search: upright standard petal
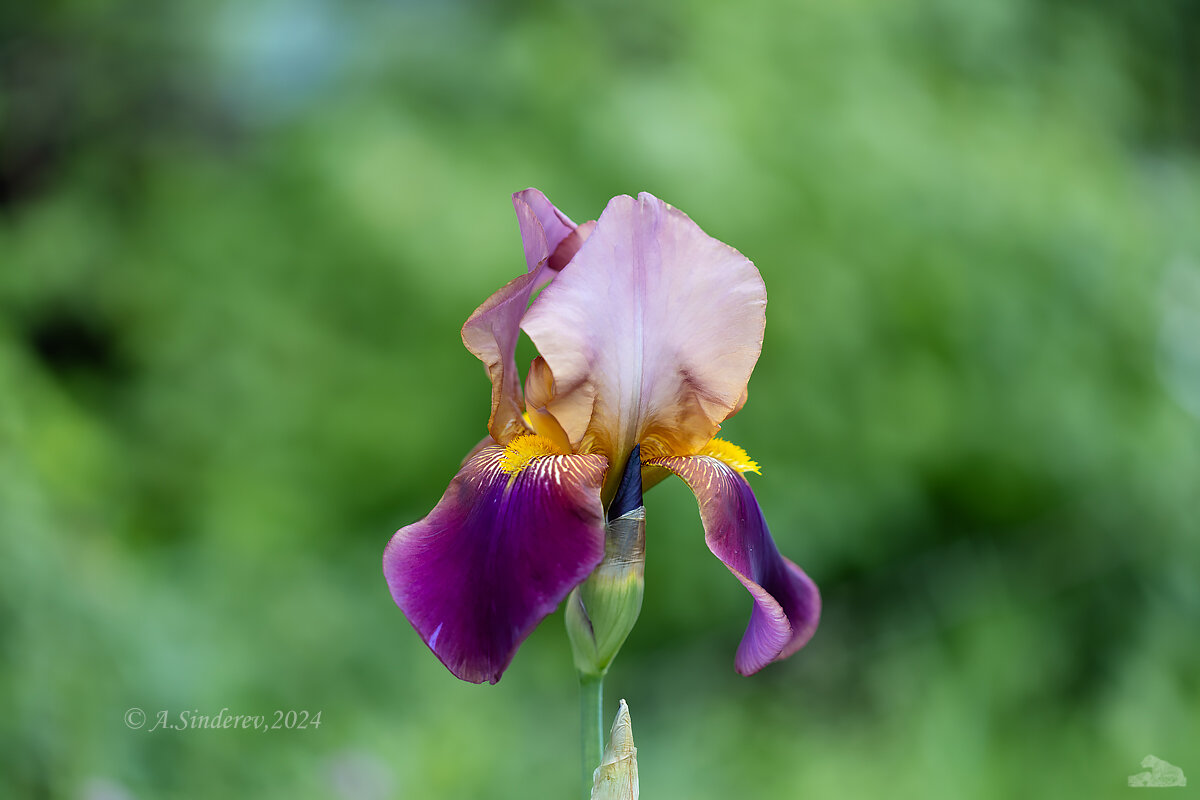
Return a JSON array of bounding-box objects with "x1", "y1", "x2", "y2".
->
[
  {"x1": 513, "y1": 187, "x2": 587, "y2": 275},
  {"x1": 647, "y1": 454, "x2": 820, "y2": 675},
  {"x1": 521, "y1": 193, "x2": 766, "y2": 479},
  {"x1": 460, "y1": 190, "x2": 582, "y2": 443},
  {"x1": 384, "y1": 442, "x2": 608, "y2": 683}
]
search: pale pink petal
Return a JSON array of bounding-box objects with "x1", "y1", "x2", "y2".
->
[
  {"x1": 549, "y1": 219, "x2": 596, "y2": 273},
  {"x1": 460, "y1": 270, "x2": 543, "y2": 443},
  {"x1": 728, "y1": 386, "x2": 750, "y2": 419},
  {"x1": 460, "y1": 190, "x2": 583, "y2": 443},
  {"x1": 520, "y1": 193, "x2": 766, "y2": 479}
]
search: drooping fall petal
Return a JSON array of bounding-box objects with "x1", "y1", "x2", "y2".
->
[
  {"x1": 460, "y1": 189, "x2": 584, "y2": 444},
  {"x1": 648, "y1": 454, "x2": 820, "y2": 675},
  {"x1": 383, "y1": 443, "x2": 608, "y2": 684},
  {"x1": 521, "y1": 193, "x2": 766, "y2": 485}
]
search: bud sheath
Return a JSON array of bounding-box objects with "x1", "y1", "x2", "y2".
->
[{"x1": 566, "y1": 446, "x2": 646, "y2": 678}]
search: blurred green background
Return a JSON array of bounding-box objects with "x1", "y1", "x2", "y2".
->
[{"x1": 3, "y1": 1, "x2": 1199, "y2": 798}]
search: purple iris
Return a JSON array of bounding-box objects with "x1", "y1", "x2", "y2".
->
[{"x1": 383, "y1": 190, "x2": 820, "y2": 684}]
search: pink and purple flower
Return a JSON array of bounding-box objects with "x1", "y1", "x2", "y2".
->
[{"x1": 383, "y1": 189, "x2": 820, "y2": 684}]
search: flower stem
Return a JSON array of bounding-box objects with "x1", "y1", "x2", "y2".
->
[{"x1": 579, "y1": 672, "x2": 605, "y2": 798}]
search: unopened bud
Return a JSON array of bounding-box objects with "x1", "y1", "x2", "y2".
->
[{"x1": 566, "y1": 446, "x2": 646, "y2": 678}]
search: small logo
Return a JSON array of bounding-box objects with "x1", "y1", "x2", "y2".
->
[{"x1": 1129, "y1": 755, "x2": 1187, "y2": 788}]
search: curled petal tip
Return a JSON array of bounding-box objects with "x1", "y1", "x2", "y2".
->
[
  {"x1": 513, "y1": 188, "x2": 578, "y2": 273},
  {"x1": 777, "y1": 559, "x2": 821, "y2": 659},
  {"x1": 647, "y1": 453, "x2": 820, "y2": 675}
]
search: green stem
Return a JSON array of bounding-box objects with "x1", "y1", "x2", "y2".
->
[{"x1": 579, "y1": 672, "x2": 605, "y2": 798}]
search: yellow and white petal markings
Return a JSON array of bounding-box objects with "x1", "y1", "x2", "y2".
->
[
  {"x1": 698, "y1": 437, "x2": 761, "y2": 475},
  {"x1": 498, "y1": 433, "x2": 567, "y2": 476},
  {"x1": 383, "y1": 442, "x2": 609, "y2": 684},
  {"x1": 591, "y1": 699, "x2": 638, "y2": 800}
]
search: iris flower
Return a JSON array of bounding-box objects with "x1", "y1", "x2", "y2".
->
[{"x1": 383, "y1": 189, "x2": 820, "y2": 684}]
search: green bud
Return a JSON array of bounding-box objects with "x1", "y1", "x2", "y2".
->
[{"x1": 565, "y1": 506, "x2": 646, "y2": 678}]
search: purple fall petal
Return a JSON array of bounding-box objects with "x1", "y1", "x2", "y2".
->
[
  {"x1": 384, "y1": 445, "x2": 608, "y2": 684},
  {"x1": 648, "y1": 455, "x2": 820, "y2": 675}
]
